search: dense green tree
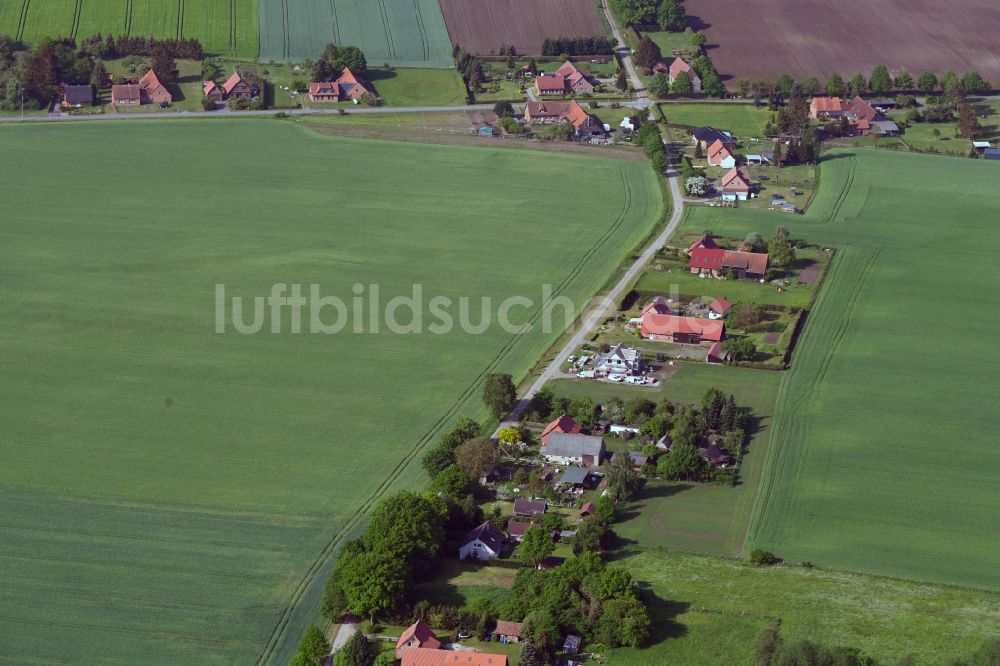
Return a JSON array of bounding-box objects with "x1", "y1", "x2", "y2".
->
[
  {"x1": 657, "y1": 442, "x2": 704, "y2": 480},
  {"x1": 606, "y1": 454, "x2": 643, "y2": 502},
  {"x1": 337, "y1": 547, "x2": 408, "y2": 620},
  {"x1": 519, "y1": 641, "x2": 543, "y2": 666},
  {"x1": 573, "y1": 515, "x2": 607, "y2": 555},
  {"x1": 25, "y1": 42, "x2": 59, "y2": 105},
  {"x1": 625, "y1": 397, "x2": 656, "y2": 423},
  {"x1": 941, "y1": 70, "x2": 960, "y2": 94},
  {"x1": 525, "y1": 386, "x2": 555, "y2": 421},
  {"x1": 433, "y1": 464, "x2": 475, "y2": 498},
  {"x1": 519, "y1": 527, "x2": 555, "y2": 566},
  {"x1": 917, "y1": 71, "x2": 938, "y2": 93},
  {"x1": 825, "y1": 73, "x2": 845, "y2": 97},
  {"x1": 312, "y1": 58, "x2": 335, "y2": 82},
  {"x1": 294, "y1": 624, "x2": 331, "y2": 666},
  {"x1": 372, "y1": 653, "x2": 395, "y2": 666},
  {"x1": 609, "y1": 0, "x2": 659, "y2": 26},
  {"x1": 616, "y1": 68, "x2": 628, "y2": 91},
  {"x1": 422, "y1": 445, "x2": 456, "y2": 477},
  {"x1": 604, "y1": 396, "x2": 626, "y2": 423},
  {"x1": 483, "y1": 373, "x2": 516, "y2": 420},
  {"x1": 799, "y1": 76, "x2": 821, "y2": 96},
  {"x1": 768, "y1": 231, "x2": 795, "y2": 268},
  {"x1": 364, "y1": 491, "x2": 446, "y2": 573},
  {"x1": 776, "y1": 74, "x2": 794, "y2": 97},
  {"x1": 869, "y1": 64, "x2": 892, "y2": 94},
  {"x1": 321, "y1": 43, "x2": 368, "y2": 74},
  {"x1": 593, "y1": 597, "x2": 651, "y2": 647},
  {"x1": 649, "y1": 72, "x2": 670, "y2": 98},
  {"x1": 493, "y1": 101, "x2": 515, "y2": 117},
  {"x1": 701, "y1": 69, "x2": 724, "y2": 97},
  {"x1": 702, "y1": 388, "x2": 726, "y2": 430},
  {"x1": 569, "y1": 396, "x2": 597, "y2": 430},
  {"x1": 725, "y1": 337, "x2": 757, "y2": 362},
  {"x1": 633, "y1": 36, "x2": 662, "y2": 71},
  {"x1": 334, "y1": 630, "x2": 376, "y2": 666},
  {"x1": 455, "y1": 436, "x2": 499, "y2": 479},
  {"x1": 848, "y1": 72, "x2": 867, "y2": 97},
  {"x1": 90, "y1": 59, "x2": 108, "y2": 89},
  {"x1": 744, "y1": 231, "x2": 766, "y2": 253},
  {"x1": 689, "y1": 31, "x2": 706, "y2": 48},
  {"x1": 149, "y1": 45, "x2": 177, "y2": 83},
  {"x1": 894, "y1": 71, "x2": 913, "y2": 90},
  {"x1": 962, "y1": 71, "x2": 989, "y2": 94},
  {"x1": 720, "y1": 394, "x2": 740, "y2": 433},
  {"x1": 958, "y1": 102, "x2": 983, "y2": 139},
  {"x1": 657, "y1": 0, "x2": 687, "y2": 31}
]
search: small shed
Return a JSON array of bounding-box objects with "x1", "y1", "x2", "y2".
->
[
  {"x1": 557, "y1": 466, "x2": 591, "y2": 488},
  {"x1": 579, "y1": 502, "x2": 597, "y2": 518},
  {"x1": 563, "y1": 634, "x2": 583, "y2": 655},
  {"x1": 493, "y1": 620, "x2": 524, "y2": 644}
]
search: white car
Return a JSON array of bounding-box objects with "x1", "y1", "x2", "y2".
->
[
  {"x1": 578, "y1": 370, "x2": 596, "y2": 379},
  {"x1": 625, "y1": 376, "x2": 645, "y2": 385},
  {"x1": 568, "y1": 355, "x2": 577, "y2": 363},
  {"x1": 607, "y1": 374, "x2": 625, "y2": 382}
]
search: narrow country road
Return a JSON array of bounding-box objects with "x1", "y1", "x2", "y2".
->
[
  {"x1": 329, "y1": 622, "x2": 357, "y2": 654},
  {"x1": 600, "y1": 0, "x2": 649, "y2": 103}
]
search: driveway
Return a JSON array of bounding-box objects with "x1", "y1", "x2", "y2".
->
[{"x1": 330, "y1": 622, "x2": 357, "y2": 654}]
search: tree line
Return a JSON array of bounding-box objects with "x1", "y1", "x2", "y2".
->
[
  {"x1": 540, "y1": 36, "x2": 614, "y2": 57},
  {"x1": 611, "y1": 0, "x2": 689, "y2": 32}
]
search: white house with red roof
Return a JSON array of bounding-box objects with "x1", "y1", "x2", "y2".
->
[
  {"x1": 668, "y1": 57, "x2": 701, "y2": 92},
  {"x1": 396, "y1": 620, "x2": 442, "y2": 659},
  {"x1": 707, "y1": 139, "x2": 736, "y2": 168},
  {"x1": 541, "y1": 414, "x2": 581, "y2": 443},
  {"x1": 308, "y1": 67, "x2": 371, "y2": 103},
  {"x1": 720, "y1": 167, "x2": 752, "y2": 201},
  {"x1": 708, "y1": 297, "x2": 733, "y2": 320}
]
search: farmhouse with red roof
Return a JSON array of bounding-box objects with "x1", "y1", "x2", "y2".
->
[
  {"x1": 689, "y1": 236, "x2": 768, "y2": 280},
  {"x1": 707, "y1": 139, "x2": 736, "y2": 168},
  {"x1": 541, "y1": 413, "x2": 581, "y2": 443},
  {"x1": 308, "y1": 67, "x2": 372, "y2": 102},
  {"x1": 203, "y1": 80, "x2": 223, "y2": 104},
  {"x1": 668, "y1": 57, "x2": 701, "y2": 92},
  {"x1": 524, "y1": 100, "x2": 607, "y2": 140},
  {"x1": 110, "y1": 83, "x2": 141, "y2": 105},
  {"x1": 400, "y1": 648, "x2": 508, "y2": 666},
  {"x1": 396, "y1": 620, "x2": 442, "y2": 658},
  {"x1": 809, "y1": 96, "x2": 844, "y2": 119},
  {"x1": 222, "y1": 71, "x2": 253, "y2": 100},
  {"x1": 640, "y1": 313, "x2": 725, "y2": 344},
  {"x1": 535, "y1": 61, "x2": 594, "y2": 95}
]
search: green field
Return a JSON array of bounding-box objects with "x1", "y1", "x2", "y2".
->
[
  {"x1": 549, "y1": 363, "x2": 783, "y2": 556},
  {"x1": 670, "y1": 149, "x2": 1000, "y2": 590},
  {"x1": 258, "y1": 0, "x2": 453, "y2": 66},
  {"x1": 0, "y1": 0, "x2": 258, "y2": 57},
  {"x1": 659, "y1": 102, "x2": 772, "y2": 138},
  {"x1": 604, "y1": 550, "x2": 1000, "y2": 664},
  {"x1": 0, "y1": 120, "x2": 664, "y2": 664}
]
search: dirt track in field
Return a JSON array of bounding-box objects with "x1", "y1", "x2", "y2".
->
[
  {"x1": 439, "y1": 0, "x2": 605, "y2": 55},
  {"x1": 685, "y1": 0, "x2": 1000, "y2": 87}
]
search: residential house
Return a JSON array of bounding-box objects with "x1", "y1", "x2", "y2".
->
[
  {"x1": 689, "y1": 234, "x2": 720, "y2": 252},
  {"x1": 640, "y1": 295, "x2": 679, "y2": 317},
  {"x1": 62, "y1": 84, "x2": 93, "y2": 107},
  {"x1": 541, "y1": 414, "x2": 581, "y2": 444},
  {"x1": 872, "y1": 119, "x2": 900, "y2": 136},
  {"x1": 640, "y1": 313, "x2": 725, "y2": 344},
  {"x1": 690, "y1": 243, "x2": 769, "y2": 280},
  {"x1": 110, "y1": 84, "x2": 141, "y2": 105},
  {"x1": 594, "y1": 343, "x2": 643, "y2": 375},
  {"x1": 708, "y1": 297, "x2": 733, "y2": 320},
  {"x1": 493, "y1": 621, "x2": 524, "y2": 644},
  {"x1": 972, "y1": 141, "x2": 992, "y2": 156},
  {"x1": 869, "y1": 98, "x2": 896, "y2": 110},
  {"x1": 458, "y1": 521, "x2": 507, "y2": 561},
  {"x1": 746, "y1": 153, "x2": 772, "y2": 166},
  {"x1": 612, "y1": 451, "x2": 648, "y2": 470},
  {"x1": 523, "y1": 100, "x2": 607, "y2": 140},
  {"x1": 579, "y1": 502, "x2": 597, "y2": 518},
  {"x1": 668, "y1": 57, "x2": 701, "y2": 92},
  {"x1": 513, "y1": 498, "x2": 548, "y2": 518},
  {"x1": 706, "y1": 340, "x2": 728, "y2": 364},
  {"x1": 540, "y1": 432, "x2": 605, "y2": 467},
  {"x1": 846, "y1": 95, "x2": 879, "y2": 135},
  {"x1": 308, "y1": 67, "x2": 371, "y2": 102},
  {"x1": 809, "y1": 96, "x2": 844, "y2": 119},
  {"x1": 396, "y1": 620, "x2": 441, "y2": 659},
  {"x1": 555, "y1": 60, "x2": 595, "y2": 94},
  {"x1": 652, "y1": 60, "x2": 670, "y2": 75},
  {"x1": 720, "y1": 166, "x2": 753, "y2": 201},
  {"x1": 203, "y1": 80, "x2": 223, "y2": 103},
  {"x1": 535, "y1": 74, "x2": 567, "y2": 96},
  {"x1": 139, "y1": 69, "x2": 172, "y2": 106},
  {"x1": 707, "y1": 139, "x2": 736, "y2": 168},
  {"x1": 222, "y1": 70, "x2": 253, "y2": 100},
  {"x1": 699, "y1": 443, "x2": 735, "y2": 467},
  {"x1": 400, "y1": 647, "x2": 508, "y2": 666},
  {"x1": 692, "y1": 126, "x2": 733, "y2": 151},
  {"x1": 506, "y1": 520, "x2": 530, "y2": 541}
]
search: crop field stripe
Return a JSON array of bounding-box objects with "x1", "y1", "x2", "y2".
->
[
  {"x1": 71, "y1": 0, "x2": 83, "y2": 38},
  {"x1": 746, "y1": 247, "x2": 878, "y2": 546},
  {"x1": 376, "y1": 0, "x2": 396, "y2": 60},
  {"x1": 176, "y1": 0, "x2": 184, "y2": 37},
  {"x1": 257, "y1": 164, "x2": 645, "y2": 666},
  {"x1": 328, "y1": 0, "x2": 340, "y2": 45},
  {"x1": 281, "y1": 0, "x2": 290, "y2": 60},
  {"x1": 123, "y1": 0, "x2": 132, "y2": 35},
  {"x1": 229, "y1": 0, "x2": 235, "y2": 50}
]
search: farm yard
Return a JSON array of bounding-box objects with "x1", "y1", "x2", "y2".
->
[
  {"x1": 0, "y1": 0, "x2": 258, "y2": 57},
  {"x1": 438, "y1": 0, "x2": 607, "y2": 56},
  {"x1": 684, "y1": 0, "x2": 1000, "y2": 85},
  {"x1": 679, "y1": 149, "x2": 1000, "y2": 591},
  {"x1": 257, "y1": 0, "x2": 454, "y2": 66},
  {"x1": 0, "y1": 120, "x2": 664, "y2": 665}
]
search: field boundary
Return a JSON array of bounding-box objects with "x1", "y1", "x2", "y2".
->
[{"x1": 256, "y1": 160, "x2": 658, "y2": 666}]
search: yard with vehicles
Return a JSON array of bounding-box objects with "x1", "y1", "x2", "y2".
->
[
  {"x1": 675, "y1": 148, "x2": 1000, "y2": 592},
  {"x1": 0, "y1": 0, "x2": 258, "y2": 57},
  {"x1": 683, "y1": 0, "x2": 1000, "y2": 86},
  {"x1": 0, "y1": 119, "x2": 664, "y2": 665}
]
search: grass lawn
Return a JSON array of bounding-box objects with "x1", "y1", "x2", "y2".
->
[
  {"x1": 548, "y1": 362, "x2": 783, "y2": 556},
  {"x1": 847, "y1": 100, "x2": 1000, "y2": 156},
  {"x1": 659, "y1": 102, "x2": 772, "y2": 138},
  {"x1": 644, "y1": 31, "x2": 694, "y2": 57},
  {"x1": 675, "y1": 148, "x2": 1000, "y2": 591},
  {"x1": 367, "y1": 68, "x2": 469, "y2": 106},
  {"x1": 0, "y1": 120, "x2": 664, "y2": 665},
  {"x1": 603, "y1": 550, "x2": 1000, "y2": 665}
]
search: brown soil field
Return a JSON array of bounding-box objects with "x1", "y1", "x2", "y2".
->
[
  {"x1": 685, "y1": 0, "x2": 1000, "y2": 87},
  {"x1": 439, "y1": 0, "x2": 606, "y2": 55}
]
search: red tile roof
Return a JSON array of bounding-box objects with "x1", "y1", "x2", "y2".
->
[
  {"x1": 847, "y1": 95, "x2": 878, "y2": 122},
  {"x1": 721, "y1": 250, "x2": 768, "y2": 275},
  {"x1": 690, "y1": 247, "x2": 726, "y2": 270},
  {"x1": 222, "y1": 71, "x2": 247, "y2": 95},
  {"x1": 640, "y1": 296, "x2": 674, "y2": 317},
  {"x1": 541, "y1": 413, "x2": 581, "y2": 442},
  {"x1": 506, "y1": 520, "x2": 530, "y2": 537},
  {"x1": 494, "y1": 620, "x2": 523, "y2": 637},
  {"x1": 536, "y1": 74, "x2": 566, "y2": 92},
  {"x1": 580, "y1": 502, "x2": 597, "y2": 516},
  {"x1": 203, "y1": 80, "x2": 219, "y2": 96},
  {"x1": 111, "y1": 84, "x2": 141, "y2": 102},
  {"x1": 397, "y1": 621, "x2": 441, "y2": 652},
  {"x1": 669, "y1": 57, "x2": 693, "y2": 78},
  {"x1": 811, "y1": 96, "x2": 843, "y2": 113},
  {"x1": 139, "y1": 69, "x2": 172, "y2": 103},
  {"x1": 555, "y1": 61, "x2": 590, "y2": 89},
  {"x1": 640, "y1": 314, "x2": 725, "y2": 342},
  {"x1": 721, "y1": 167, "x2": 751, "y2": 192},
  {"x1": 524, "y1": 100, "x2": 593, "y2": 129},
  {"x1": 707, "y1": 340, "x2": 727, "y2": 363},
  {"x1": 401, "y1": 649, "x2": 508, "y2": 666},
  {"x1": 709, "y1": 297, "x2": 732, "y2": 315}
]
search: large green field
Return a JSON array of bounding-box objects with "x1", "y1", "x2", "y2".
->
[
  {"x1": 257, "y1": 0, "x2": 454, "y2": 66},
  {"x1": 677, "y1": 149, "x2": 1000, "y2": 590},
  {"x1": 605, "y1": 550, "x2": 1000, "y2": 664},
  {"x1": 0, "y1": 0, "x2": 259, "y2": 57},
  {"x1": 0, "y1": 120, "x2": 663, "y2": 664}
]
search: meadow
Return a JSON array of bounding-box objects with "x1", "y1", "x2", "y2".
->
[
  {"x1": 659, "y1": 102, "x2": 772, "y2": 138},
  {"x1": 678, "y1": 149, "x2": 1000, "y2": 591},
  {"x1": 0, "y1": 0, "x2": 258, "y2": 57},
  {"x1": 257, "y1": 0, "x2": 454, "y2": 66},
  {"x1": 0, "y1": 120, "x2": 664, "y2": 665},
  {"x1": 605, "y1": 550, "x2": 1000, "y2": 664}
]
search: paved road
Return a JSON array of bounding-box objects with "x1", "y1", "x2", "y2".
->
[
  {"x1": 330, "y1": 622, "x2": 357, "y2": 654},
  {"x1": 600, "y1": 0, "x2": 649, "y2": 104}
]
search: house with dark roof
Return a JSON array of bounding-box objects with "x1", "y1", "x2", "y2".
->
[
  {"x1": 110, "y1": 84, "x2": 141, "y2": 105},
  {"x1": 396, "y1": 620, "x2": 441, "y2": 658},
  {"x1": 580, "y1": 502, "x2": 597, "y2": 518},
  {"x1": 513, "y1": 498, "x2": 548, "y2": 517},
  {"x1": 563, "y1": 635, "x2": 583, "y2": 654},
  {"x1": 699, "y1": 442, "x2": 735, "y2": 467},
  {"x1": 594, "y1": 343, "x2": 643, "y2": 376},
  {"x1": 62, "y1": 84, "x2": 93, "y2": 107},
  {"x1": 707, "y1": 340, "x2": 728, "y2": 364},
  {"x1": 557, "y1": 466, "x2": 592, "y2": 488},
  {"x1": 692, "y1": 126, "x2": 733, "y2": 151},
  {"x1": 612, "y1": 450, "x2": 649, "y2": 469},
  {"x1": 459, "y1": 521, "x2": 507, "y2": 561},
  {"x1": 541, "y1": 433, "x2": 605, "y2": 467},
  {"x1": 506, "y1": 520, "x2": 531, "y2": 541}
]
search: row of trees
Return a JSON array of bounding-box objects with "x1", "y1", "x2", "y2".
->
[
  {"x1": 77, "y1": 33, "x2": 203, "y2": 60},
  {"x1": 610, "y1": 0, "x2": 689, "y2": 32},
  {"x1": 312, "y1": 42, "x2": 368, "y2": 80},
  {"x1": 452, "y1": 44, "x2": 486, "y2": 97},
  {"x1": 540, "y1": 36, "x2": 613, "y2": 57},
  {"x1": 735, "y1": 67, "x2": 991, "y2": 102}
]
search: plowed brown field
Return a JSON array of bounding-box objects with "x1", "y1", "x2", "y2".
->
[
  {"x1": 686, "y1": 0, "x2": 1000, "y2": 87},
  {"x1": 439, "y1": 0, "x2": 606, "y2": 55}
]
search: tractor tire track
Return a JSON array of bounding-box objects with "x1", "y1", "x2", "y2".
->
[
  {"x1": 70, "y1": 0, "x2": 83, "y2": 39},
  {"x1": 376, "y1": 0, "x2": 396, "y2": 60},
  {"x1": 255, "y1": 167, "x2": 637, "y2": 666},
  {"x1": 413, "y1": 0, "x2": 428, "y2": 61},
  {"x1": 15, "y1": 0, "x2": 30, "y2": 41},
  {"x1": 176, "y1": 0, "x2": 185, "y2": 38},
  {"x1": 746, "y1": 248, "x2": 879, "y2": 547},
  {"x1": 328, "y1": 0, "x2": 341, "y2": 46},
  {"x1": 123, "y1": 0, "x2": 133, "y2": 35},
  {"x1": 281, "y1": 0, "x2": 291, "y2": 60},
  {"x1": 229, "y1": 0, "x2": 236, "y2": 51},
  {"x1": 826, "y1": 154, "x2": 857, "y2": 223}
]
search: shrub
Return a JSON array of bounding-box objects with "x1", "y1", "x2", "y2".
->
[{"x1": 748, "y1": 549, "x2": 779, "y2": 566}]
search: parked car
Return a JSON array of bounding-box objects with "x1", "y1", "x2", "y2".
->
[
  {"x1": 607, "y1": 374, "x2": 625, "y2": 382},
  {"x1": 578, "y1": 370, "x2": 596, "y2": 379},
  {"x1": 625, "y1": 376, "x2": 645, "y2": 385},
  {"x1": 568, "y1": 355, "x2": 577, "y2": 363},
  {"x1": 457, "y1": 631, "x2": 471, "y2": 640}
]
